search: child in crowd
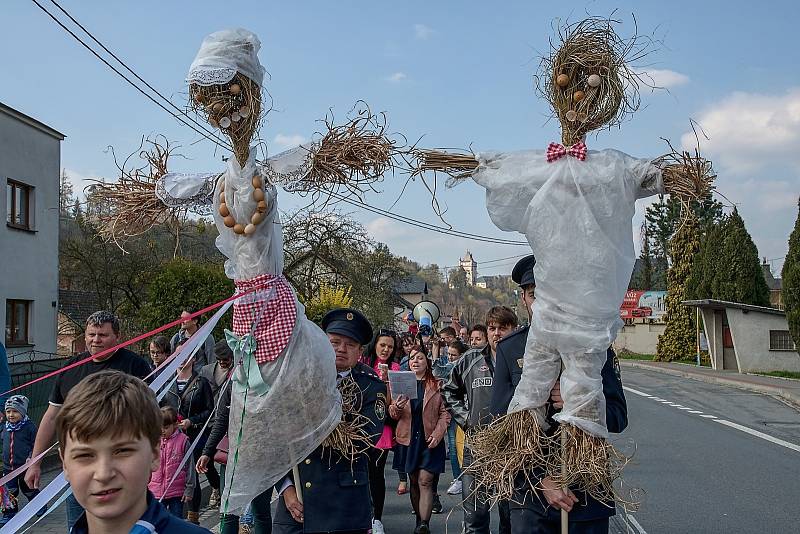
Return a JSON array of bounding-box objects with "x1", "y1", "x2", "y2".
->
[
  {"x1": 0, "y1": 395, "x2": 42, "y2": 525},
  {"x1": 56, "y1": 370, "x2": 210, "y2": 533},
  {"x1": 149, "y1": 406, "x2": 195, "y2": 518}
]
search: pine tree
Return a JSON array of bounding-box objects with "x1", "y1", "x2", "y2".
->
[
  {"x1": 639, "y1": 223, "x2": 653, "y2": 289},
  {"x1": 713, "y1": 209, "x2": 770, "y2": 306},
  {"x1": 656, "y1": 212, "x2": 701, "y2": 361},
  {"x1": 59, "y1": 169, "x2": 74, "y2": 216},
  {"x1": 686, "y1": 216, "x2": 727, "y2": 300},
  {"x1": 782, "y1": 198, "x2": 800, "y2": 352}
]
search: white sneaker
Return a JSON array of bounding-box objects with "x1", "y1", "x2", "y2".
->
[
  {"x1": 372, "y1": 519, "x2": 385, "y2": 534},
  {"x1": 447, "y1": 479, "x2": 463, "y2": 495}
]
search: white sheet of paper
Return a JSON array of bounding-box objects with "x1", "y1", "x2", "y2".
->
[{"x1": 388, "y1": 371, "x2": 418, "y2": 400}]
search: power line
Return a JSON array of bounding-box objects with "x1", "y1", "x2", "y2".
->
[
  {"x1": 34, "y1": 0, "x2": 529, "y2": 247},
  {"x1": 30, "y1": 0, "x2": 233, "y2": 151}
]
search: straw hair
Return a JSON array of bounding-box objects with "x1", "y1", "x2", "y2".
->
[
  {"x1": 56, "y1": 370, "x2": 161, "y2": 454},
  {"x1": 535, "y1": 16, "x2": 656, "y2": 145}
]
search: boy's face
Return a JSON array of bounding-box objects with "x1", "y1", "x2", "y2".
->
[
  {"x1": 5, "y1": 409, "x2": 21, "y2": 424},
  {"x1": 62, "y1": 432, "x2": 159, "y2": 529},
  {"x1": 487, "y1": 321, "x2": 514, "y2": 354},
  {"x1": 470, "y1": 330, "x2": 487, "y2": 349}
]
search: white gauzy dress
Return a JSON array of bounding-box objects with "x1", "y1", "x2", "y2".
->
[{"x1": 472, "y1": 148, "x2": 663, "y2": 437}]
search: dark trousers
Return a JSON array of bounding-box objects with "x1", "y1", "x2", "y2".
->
[
  {"x1": 162, "y1": 497, "x2": 184, "y2": 518},
  {"x1": 189, "y1": 436, "x2": 220, "y2": 513},
  {"x1": 461, "y1": 448, "x2": 511, "y2": 534},
  {"x1": 218, "y1": 463, "x2": 272, "y2": 534},
  {"x1": 368, "y1": 448, "x2": 389, "y2": 520},
  {"x1": 510, "y1": 505, "x2": 609, "y2": 534}
]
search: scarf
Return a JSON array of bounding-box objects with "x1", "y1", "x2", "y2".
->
[{"x1": 4, "y1": 416, "x2": 28, "y2": 433}]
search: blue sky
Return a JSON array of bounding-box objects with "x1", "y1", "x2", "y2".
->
[{"x1": 2, "y1": 1, "x2": 798, "y2": 278}]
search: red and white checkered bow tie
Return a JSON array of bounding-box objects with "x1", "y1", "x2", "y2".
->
[{"x1": 546, "y1": 141, "x2": 587, "y2": 163}]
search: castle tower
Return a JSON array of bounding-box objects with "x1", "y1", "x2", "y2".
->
[{"x1": 460, "y1": 250, "x2": 477, "y2": 286}]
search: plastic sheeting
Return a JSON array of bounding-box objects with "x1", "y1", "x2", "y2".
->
[{"x1": 473, "y1": 148, "x2": 663, "y2": 436}]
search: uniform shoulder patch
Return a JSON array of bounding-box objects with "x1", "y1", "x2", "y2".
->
[{"x1": 375, "y1": 398, "x2": 386, "y2": 420}]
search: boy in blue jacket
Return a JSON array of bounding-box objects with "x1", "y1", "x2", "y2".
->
[
  {"x1": 0, "y1": 395, "x2": 41, "y2": 524},
  {"x1": 57, "y1": 371, "x2": 210, "y2": 534}
]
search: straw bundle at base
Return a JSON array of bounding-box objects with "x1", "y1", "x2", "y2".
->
[{"x1": 462, "y1": 410, "x2": 551, "y2": 505}]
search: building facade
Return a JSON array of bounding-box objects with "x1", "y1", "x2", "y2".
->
[
  {"x1": 0, "y1": 102, "x2": 64, "y2": 357},
  {"x1": 459, "y1": 250, "x2": 477, "y2": 286}
]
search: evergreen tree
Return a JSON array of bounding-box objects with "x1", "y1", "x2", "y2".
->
[
  {"x1": 59, "y1": 169, "x2": 74, "y2": 216},
  {"x1": 712, "y1": 209, "x2": 770, "y2": 306},
  {"x1": 686, "y1": 216, "x2": 728, "y2": 300},
  {"x1": 656, "y1": 212, "x2": 701, "y2": 362},
  {"x1": 782, "y1": 198, "x2": 800, "y2": 352}
]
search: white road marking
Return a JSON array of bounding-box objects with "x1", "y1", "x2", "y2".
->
[
  {"x1": 622, "y1": 386, "x2": 651, "y2": 397},
  {"x1": 626, "y1": 513, "x2": 648, "y2": 534},
  {"x1": 688, "y1": 410, "x2": 704, "y2": 414},
  {"x1": 714, "y1": 419, "x2": 800, "y2": 453},
  {"x1": 678, "y1": 407, "x2": 693, "y2": 411},
  {"x1": 699, "y1": 414, "x2": 717, "y2": 418}
]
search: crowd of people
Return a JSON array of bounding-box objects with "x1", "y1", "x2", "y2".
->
[{"x1": 0, "y1": 254, "x2": 626, "y2": 534}]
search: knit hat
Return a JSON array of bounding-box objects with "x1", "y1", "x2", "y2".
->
[{"x1": 5, "y1": 395, "x2": 29, "y2": 418}]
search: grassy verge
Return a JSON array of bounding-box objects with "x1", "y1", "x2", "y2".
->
[
  {"x1": 752, "y1": 370, "x2": 800, "y2": 380},
  {"x1": 616, "y1": 350, "x2": 654, "y2": 361}
]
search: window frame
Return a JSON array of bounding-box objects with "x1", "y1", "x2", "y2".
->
[
  {"x1": 768, "y1": 330, "x2": 796, "y2": 352},
  {"x1": 5, "y1": 299, "x2": 32, "y2": 347},
  {"x1": 6, "y1": 179, "x2": 34, "y2": 231}
]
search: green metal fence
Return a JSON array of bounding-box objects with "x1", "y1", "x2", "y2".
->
[{"x1": 7, "y1": 355, "x2": 68, "y2": 425}]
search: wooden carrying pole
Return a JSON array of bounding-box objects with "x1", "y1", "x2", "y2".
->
[
  {"x1": 293, "y1": 465, "x2": 304, "y2": 504},
  {"x1": 560, "y1": 365, "x2": 568, "y2": 534}
]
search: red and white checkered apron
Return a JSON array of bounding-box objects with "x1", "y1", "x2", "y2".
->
[{"x1": 233, "y1": 273, "x2": 297, "y2": 364}]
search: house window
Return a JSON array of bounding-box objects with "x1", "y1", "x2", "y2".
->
[
  {"x1": 769, "y1": 330, "x2": 796, "y2": 351},
  {"x1": 6, "y1": 179, "x2": 33, "y2": 230},
  {"x1": 5, "y1": 299, "x2": 31, "y2": 346}
]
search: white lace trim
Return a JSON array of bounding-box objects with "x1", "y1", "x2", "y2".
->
[
  {"x1": 155, "y1": 172, "x2": 218, "y2": 216},
  {"x1": 187, "y1": 67, "x2": 237, "y2": 86}
]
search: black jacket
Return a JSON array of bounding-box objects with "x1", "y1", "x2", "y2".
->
[
  {"x1": 440, "y1": 345, "x2": 496, "y2": 431},
  {"x1": 160, "y1": 372, "x2": 214, "y2": 440},
  {"x1": 490, "y1": 325, "x2": 628, "y2": 521},
  {"x1": 202, "y1": 382, "x2": 231, "y2": 458},
  {"x1": 273, "y1": 362, "x2": 387, "y2": 534}
]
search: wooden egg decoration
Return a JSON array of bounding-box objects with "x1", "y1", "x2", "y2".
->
[
  {"x1": 256, "y1": 200, "x2": 268, "y2": 213},
  {"x1": 251, "y1": 211, "x2": 265, "y2": 225},
  {"x1": 556, "y1": 73, "x2": 570, "y2": 88},
  {"x1": 218, "y1": 203, "x2": 230, "y2": 217},
  {"x1": 208, "y1": 117, "x2": 219, "y2": 129},
  {"x1": 252, "y1": 175, "x2": 262, "y2": 189},
  {"x1": 223, "y1": 215, "x2": 236, "y2": 228},
  {"x1": 244, "y1": 223, "x2": 257, "y2": 236},
  {"x1": 233, "y1": 223, "x2": 245, "y2": 235},
  {"x1": 231, "y1": 112, "x2": 241, "y2": 122},
  {"x1": 565, "y1": 110, "x2": 578, "y2": 122},
  {"x1": 219, "y1": 117, "x2": 232, "y2": 129},
  {"x1": 230, "y1": 83, "x2": 241, "y2": 95},
  {"x1": 212, "y1": 102, "x2": 223, "y2": 113},
  {"x1": 587, "y1": 74, "x2": 601, "y2": 88},
  {"x1": 573, "y1": 90, "x2": 585, "y2": 102},
  {"x1": 253, "y1": 188, "x2": 265, "y2": 202},
  {"x1": 219, "y1": 190, "x2": 226, "y2": 202}
]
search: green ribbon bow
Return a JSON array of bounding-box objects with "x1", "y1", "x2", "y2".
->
[{"x1": 225, "y1": 329, "x2": 269, "y2": 396}]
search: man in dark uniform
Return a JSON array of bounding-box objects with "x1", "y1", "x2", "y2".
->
[
  {"x1": 274, "y1": 308, "x2": 387, "y2": 534},
  {"x1": 490, "y1": 255, "x2": 628, "y2": 534}
]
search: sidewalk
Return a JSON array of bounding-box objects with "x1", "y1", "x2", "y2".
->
[{"x1": 621, "y1": 359, "x2": 800, "y2": 407}]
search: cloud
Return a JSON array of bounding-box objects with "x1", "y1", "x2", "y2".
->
[
  {"x1": 63, "y1": 168, "x2": 104, "y2": 199},
  {"x1": 680, "y1": 88, "x2": 800, "y2": 174},
  {"x1": 639, "y1": 69, "x2": 690, "y2": 88},
  {"x1": 385, "y1": 72, "x2": 407, "y2": 83},
  {"x1": 273, "y1": 133, "x2": 308, "y2": 151},
  {"x1": 414, "y1": 24, "x2": 433, "y2": 40}
]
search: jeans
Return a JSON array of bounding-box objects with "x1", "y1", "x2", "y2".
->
[
  {"x1": 66, "y1": 492, "x2": 85, "y2": 531},
  {"x1": 219, "y1": 463, "x2": 272, "y2": 534},
  {"x1": 162, "y1": 497, "x2": 184, "y2": 518},
  {"x1": 447, "y1": 420, "x2": 462, "y2": 479}
]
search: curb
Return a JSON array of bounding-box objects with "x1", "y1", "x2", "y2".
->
[{"x1": 620, "y1": 360, "x2": 800, "y2": 408}]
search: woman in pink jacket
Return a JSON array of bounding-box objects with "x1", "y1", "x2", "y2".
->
[
  {"x1": 148, "y1": 406, "x2": 196, "y2": 518},
  {"x1": 390, "y1": 345, "x2": 451, "y2": 534},
  {"x1": 361, "y1": 329, "x2": 401, "y2": 534}
]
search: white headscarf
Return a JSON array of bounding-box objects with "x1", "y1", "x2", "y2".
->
[{"x1": 187, "y1": 28, "x2": 266, "y2": 87}]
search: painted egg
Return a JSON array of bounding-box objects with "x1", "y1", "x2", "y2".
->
[
  {"x1": 573, "y1": 90, "x2": 585, "y2": 102},
  {"x1": 239, "y1": 106, "x2": 251, "y2": 118},
  {"x1": 212, "y1": 102, "x2": 223, "y2": 113},
  {"x1": 251, "y1": 211, "x2": 265, "y2": 225},
  {"x1": 244, "y1": 223, "x2": 257, "y2": 235},
  {"x1": 587, "y1": 74, "x2": 601, "y2": 87},
  {"x1": 252, "y1": 175, "x2": 262, "y2": 189},
  {"x1": 253, "y1": 188, "x2": 265, "y2": 202},
  {"x1": 231, "y1": 112, "x2": 241, "y2": 122},
  {"x1": 556, "y1": 74, "x2": 570, "y2": 87},
  {"x1": 565, "y1": 110, "x2": 578, "y2": 122},
  {"x1": 223, "y1": 215, "x2": 236, "y2": 228},
  {"x1": 218, "y1": 203, "x2": 230, "y2": 217},
  {"x1": 230, "y1": 83, "x2": 241, "y2": 95},
  {"x1": 219, "y1": 117, "x2": 232, "y2": 129},
  {"x1": 233, "y1": 223, "x2": 245, "y2": 235},
  {"x1": 208, "y1": 117, "x2": 219, "y2": 129},
  {"x1": 257, "y1": 200, "x2": 268, "y2": 213}
]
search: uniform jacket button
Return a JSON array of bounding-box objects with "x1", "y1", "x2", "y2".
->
[
  {"x1": 304, "y1": 459, "x2": 311, "y2": 464},
  {"x1": 305, "y1": 482, "x2": 312, "y2": 489}
]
